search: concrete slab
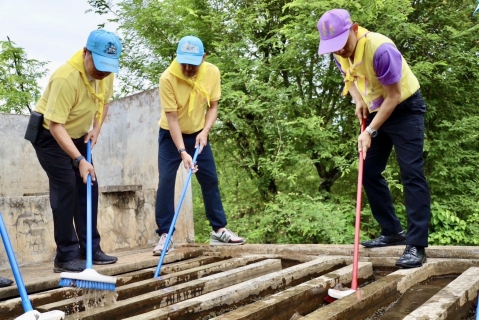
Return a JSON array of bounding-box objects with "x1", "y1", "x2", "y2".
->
[
  {"x1": 99, "y1": 185, "x2": 142, "y2": 193},
  {"x1": 191, "y1": 244, "x2": 479, "y2": 260},
  {"x1": 403, "y1": 267, "x2": 479, "y2": 320},
  {"x1": 122, "y1": 256, "x2": 354, "y2": 320},
  {"x1": 61, "y1": 259, "x2": 282, "y2": 319},
  {"x1": 304, "y1": 259, "x2": 479, "y2": 320},
  {"x1": 0, "y1": 247, "x2": 204, "y2": 300},
  {"x1": 304, "y1": 271, "x2": 405, "y2": 320},
  {"x1": 1, "y1": 246, "x2": 479, "y2": 320},
  {"x1": 213, "y1": 262, "x2": 373, "y2": 320},
  {"x1": 38, "y1": 255, "x2": 268, "y2": 314}
]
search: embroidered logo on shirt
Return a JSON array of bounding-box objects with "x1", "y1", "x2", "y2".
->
[
  {"x1": 181, "y1": 42, "x2": 200, "y2": 53},
  {"x1": 104, "y1": 42, "x2": 117, "y2": 56}
]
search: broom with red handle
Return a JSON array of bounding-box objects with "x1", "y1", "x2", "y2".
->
[{"x1": 326, "y1": 118, "x2": 365, "y2": 301}]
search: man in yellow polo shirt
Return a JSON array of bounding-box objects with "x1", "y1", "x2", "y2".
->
[
  {"x1": 31, "y1": 30, "x2": 121, "y2": 272},
  {"x1": 153, "y1": 36, "x2": 245, "y2": 255}
]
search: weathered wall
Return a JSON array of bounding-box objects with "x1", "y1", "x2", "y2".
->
[
  {"x1": 0, "y1": 114, "x2": 49, "y2": 197},
  {"x1": 0, "y1": 191, "x2": 158, "y2": 268},
  {"x1": 94, "y1": 89, "x2": 160, "y2": 190},
  {"x1": 0, "y1": 89, "x2": 161, "y2": 196},
  {"x1": 0, "y1": 88, "x2": 195, "y2": 267}
]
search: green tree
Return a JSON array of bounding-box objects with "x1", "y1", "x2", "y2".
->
[
  {"x1": 0, "y1": 37, "x2": 49, "y2": 114},
  {"x1": 88, "y1": 0, "x2": 479, "y2": 245}
]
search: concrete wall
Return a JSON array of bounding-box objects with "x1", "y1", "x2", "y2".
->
[
  {"x1": 0, "y1": 89, "x2": 194, "y2": 267},
  {"x1": 0, "y1": 114, "x2": 49, "y2": 197},
  {"x1": 94, "y1": 89, "x2": 160, "y2": 191},
  {"x1": 0, "y1": 88, "x2": 161, "y2": 196}
]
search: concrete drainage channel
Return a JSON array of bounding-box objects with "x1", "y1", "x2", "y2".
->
[{"x1": 0, "y1": 245, "x2": 479, "y2": 320}]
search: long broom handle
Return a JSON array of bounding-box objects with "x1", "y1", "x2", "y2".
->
[
  {"x1": 0, "y1": 212, "x2": 33, "y2": 312},
  {"x1": 154, "y1": 146, "x2": 200, "y2": 278},
  {"x1": 86, "y1": 141, "x2": 93, "y2": 270},
  {"x1": 351, "y1": 118, "x2": 366, "y2": 291},
  {"x1": 476, "y1": 293, "x2": 479, "y2": 320}
]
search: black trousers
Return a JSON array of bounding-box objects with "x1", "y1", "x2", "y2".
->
[
  {"x1": 364, "y1": 91, "x2": 431, "y2": 247},
  {"x1": 32, "y1": 129, "x2": 102, "y2": 262}
]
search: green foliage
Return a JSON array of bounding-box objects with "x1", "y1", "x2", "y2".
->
[
  {"x1": 0, "y1": 38, "x2": 49, "y2": 114},
  {"x1": 429, "y1": 202, "x2": 479, "y2": 245},
  {"x1": 89, "y1": 0, "x2": 479, "y2": 246}
]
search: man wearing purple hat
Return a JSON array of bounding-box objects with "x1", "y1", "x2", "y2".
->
[
  {"x1": 29, "y1": 29, "x2": 122, "y2": 272},
  {"x1": 153, "y1": 36, "x2": 245, "y2": 255},
  {"x1": 317, "y1": 9, "x2": 430, "y2": 268}
]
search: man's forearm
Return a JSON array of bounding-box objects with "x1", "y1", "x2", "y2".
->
[
  {"x1": 348, "y1": 84, "x2": 364, "y2": 104},
  {"x1": 368, "y1": 97, "x2": 399, "y2": 130},
  {"x1": 49, "y1": 122, "x2": 82, "y2": 159},
  {"x1": 165, "y1": 112, "x2": 185, "y2": 151},
  {"x1": 369, "y1": 82, "x2": 402, "y2": 130}
]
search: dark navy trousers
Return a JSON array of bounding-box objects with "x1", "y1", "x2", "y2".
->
[
  {"x1": 364, "y1": 91, "x2": 431, "y2": 247},
  {"x1": 32, "y1": 129, "x2": 102, "y2": 262},
  {"x1": 155, "y1": 128, "x2": 227, "y2": 235}
]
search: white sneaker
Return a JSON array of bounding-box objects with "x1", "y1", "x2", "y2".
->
[
  {"x1": 153, "y1": 233, "x2": 174, "y2": 256},
  {"x1": 210, "y1": 228, "x2": 246, "y2": 246}
]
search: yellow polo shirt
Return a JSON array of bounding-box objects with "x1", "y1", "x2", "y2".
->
[
  {"x1": 35, "y1": 63, "x2": 114, "y2": 139},
  {"x1": 158, "y1": 61, "x2": 221, "y2": 134}
]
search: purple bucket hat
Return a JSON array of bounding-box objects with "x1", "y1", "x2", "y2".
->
[{"x1": 317, "y1": 9, "x2": 353, "y2": 55}]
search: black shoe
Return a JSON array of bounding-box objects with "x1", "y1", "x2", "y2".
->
[
  {"x1": 79, "y1": 251, "x2": 118, "y2": 265},
  {"x1": 395, "y1": 245, "x2": 427, "y2": 268},
  {"x1": 53, "y1": 259, "x2": 86, "y2": 273},
  {"x1": 0, "y1": 276, "x2": 13, "y2": 287},
  {"x1": 361, "y1": 231, "x2": 407, "y2": 248}
]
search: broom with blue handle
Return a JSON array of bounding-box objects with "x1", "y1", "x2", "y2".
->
[
  {"x1": 59, "y1": 140, "x2": 116, "y2": 291},
  {"x1": 154, "y1": 145, "x2": 200, "y2": 279},
  {"x1": 0, "y1": 212, "x2": 65, "y2": 320}
]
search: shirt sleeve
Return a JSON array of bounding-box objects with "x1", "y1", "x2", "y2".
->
[
  {"x1": 159, "y1": 76, "x2": 178, "y2": 112},
  {"x1": 43, "y1": 77, "x2": 76, "y2": 124},
  {"x1": 210, "y1": 66, "x2": 221, "y2": 102},
  {"x1": 373, "y1": 43, "x2": 402, "y2": 85}
]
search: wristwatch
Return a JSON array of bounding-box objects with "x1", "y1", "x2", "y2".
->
[
  {"x1": 366, "y1": 126, "x2": 378, "y2": 138},
  {"x1": 178, "y1": 148, "x2": 187, "y2": 154},
  {"x1": 73, "y1": 156, "x2": 85, "y2": 167}
]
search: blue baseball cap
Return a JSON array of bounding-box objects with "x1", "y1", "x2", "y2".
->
[
  {"x1": 86, "y1": 29, "x2": 122, "y2": 73},
  {"x1": 176, "y1": 36, "x2": 205, "y2": 66}
]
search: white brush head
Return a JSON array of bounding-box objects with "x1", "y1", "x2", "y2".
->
[
  {"x1": 38, "y1": 310, "x2": 66, "y2": 320},
  {"x1": 327, "y1": 288, "x2": 356, "y2": 299},
  {"x1": 14, "y1": 310, "x2": 40, "y2": 320},
  {"x1": 60, "y1": 268, "x2": 116, "y2": 284},
  {"x1": 15, "y1": 310, "x2": 65, "y2": 320}
]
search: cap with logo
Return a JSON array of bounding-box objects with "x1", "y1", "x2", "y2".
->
[
  {"x1": 86, "y1": 29, "x2": 122, "y2": 73},
  {"x1": 176, "y1": 36, "x2": 205, "y2": 66},
  {"x1": 317, "y1": 9, "x2": 353, "y2": 55}
]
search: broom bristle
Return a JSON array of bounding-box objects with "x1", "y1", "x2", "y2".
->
[
  {"x1": 324, "y1": 295, "x2": 337, "y2": 304},
  {"x1": 59, "y1": 277, "x2": 116, "y2": 291},
  {"x1": 59, "y1": 268, "x2": 117, "y2": 291}
]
